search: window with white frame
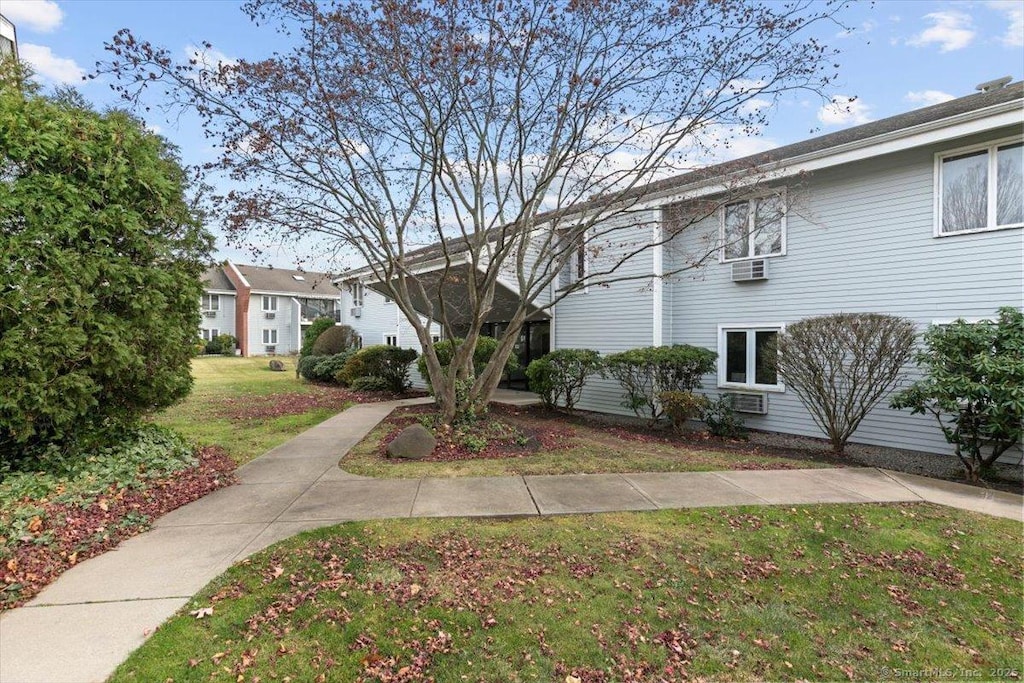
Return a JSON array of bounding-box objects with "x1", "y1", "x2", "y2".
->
[
  {"x1": 718, "y1": 325, "x2": 783, "y2": 391},
  {"x1": 200, "y1": 328, "x2": 220, "y2": 342},
  {"x1": 720, "y1": 193, "x2": 785, "y2": 261},
  {"x1": 262, "y1": 295, "x2": 277, "y2": 312},
  {"x1": 937, "y1": 139, "x2": 1023, "y2": 235},
  {"x1": 431, "y1": 335, "x2": 441, "y2": 343},
  {"x1": 352, "y1": 282, "x2": 364, "y2": 307},
  {"x1": 201, "y1": 293, "x2": 220, "y2": 312},
  {"x1": 556, "y1": 228, "x2": 586, "y2": 290},
  {"x1": 385, "y1": 334, "x2": 398, "y2": 347},
  {"x1": 262, "y1": 329, "x2": 278, "y2": 344}
]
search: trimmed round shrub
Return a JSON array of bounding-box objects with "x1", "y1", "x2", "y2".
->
[
  {"x1": 339, "y1": 345, "x2": 418, "y2": 392},
  {"x1": 525, "y1": 348, "x2": 603, "y2": 412},
  {"x1": 298, "y1": 352, "x2": 354, "y2": 383},
  {"x1": 214, "y1": 334, "x2": 236, "y2": 356},
  {"x1": 301, "y1": 317, "x2": 337, "y2": 356},
  {"x1": 605, "y1": 345, "x2": 717, "y2": 422},
  {"x1": 348, "y1": 376, "x2": 392, "y2": 392},
  {"x1": 311, "y1": 325, "x2": 360, "y2": 356},
  {"x1": 658, "y1": 390, "x2": 710, "y2": 432}
]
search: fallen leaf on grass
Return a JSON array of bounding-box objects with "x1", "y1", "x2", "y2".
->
[{"x1": 191, "y1": 606, "x2": 214, "y2": 619}]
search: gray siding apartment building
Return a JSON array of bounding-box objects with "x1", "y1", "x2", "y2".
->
[{"x1": 553, "y1": 81, "x2": 1022, "y2": 459}]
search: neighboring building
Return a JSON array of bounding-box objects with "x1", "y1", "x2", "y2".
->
[
  {"x1": 199, "y1": 265, "x2": 237, "y2": 345},
  {"x1": 0, "y1": 15, "x2": 17, "y2": 61},
  {"x1": 335, "y1": 278, "x2": 444, "y2": 354},
  {"x1": 346, "y1": 80, "x2": 1024, "y2": 460},
  {"x1": 201, "y1": 262, "x2": 342, "y2": 356}
]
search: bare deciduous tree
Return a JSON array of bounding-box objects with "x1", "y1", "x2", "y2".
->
[
  {"x1": 99, "y1": 0, "x2": 850, "y2": 422},
  {"x1": 774, "y1": 313, "x2": 917, "y2": 455}
]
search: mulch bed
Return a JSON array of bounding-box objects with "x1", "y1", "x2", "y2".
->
[
  {"x1": 216, "y1": 387, "x2": 428, "y2": 421},
  {"x1": 379, "y1": 404, "x2": 576, "y2": 461},
  {"x1": 0, "y1": 446, "x2": 237, "y2": 610}
]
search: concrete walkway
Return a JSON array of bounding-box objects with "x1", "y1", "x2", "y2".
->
[{"x1": 1, "y1": 398, "x2": 1021, "y2": 683}]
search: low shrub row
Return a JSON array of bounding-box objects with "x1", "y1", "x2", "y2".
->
[{"x1": 299, "y1": 346, "x2": 418, "y2": 393}]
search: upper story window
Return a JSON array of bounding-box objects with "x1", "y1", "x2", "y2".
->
[
  {"x1": 262, "y1": 295, "x2": 277, "y2": 312},
  {"x1": 556, "y1": 228, "x2": 586, "y2": 290},
  {"x1": 937, "y1": 139, "x2": 1023, "y2": 235},
  {"x1": 352, "y1": 282, "x2": 364, "y2": 307},
  {"x1": 718, "y1": 325, "x2": 784, "y2": 392},
  {"x1": 720, "y1": 192, "x2": 785, "y2": 262},
  {"x1": 201, "y1": 293, "x2": 220, "y2": 312}
]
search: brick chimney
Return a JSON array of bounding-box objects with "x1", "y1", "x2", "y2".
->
[{"x1": 223, "y1": 261, "x2": 252, "y2": 357}]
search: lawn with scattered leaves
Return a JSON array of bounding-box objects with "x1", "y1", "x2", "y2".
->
[
  {"x1": 154, "y1": 356, "x2": 371, "y2": 465},
  {"x1": 111, "y1": 504, "x2": 1022, "y2": 682},
  {"x1": 342, "y1": 404, "x2": 831, "y2": 478}
]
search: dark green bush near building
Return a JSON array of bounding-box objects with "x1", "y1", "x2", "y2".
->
[
  {"x1": 339, "y1": 345, "x2": 418, "y2": 393},
  {"x1": 301, "y1": 317, "x2": 337, "y2": 356},
  {"x1": 0, "y1": 70, "x2": 211, "y2": 468},
  {"x1": 526, "y1": 349, "x2": 603, "y2": 412},
  {"x1": 311, "y1": 325, "x2": 360, "y2": 356},
  {"x1": 297, "y1": 352, "x2": 355, "y2": 383},
  {"x1": 699, "y1": 395, "x2": 747, "y2": 438},
  {"x1": 204, "y1": 334, "x2": 237, "y2": 356},
  {"x1": 605, "y1": 345, "x2": 717, "y2": 422},
  {"x1": 416, "y1": 336, "x2": 516, "y2": 380},
  {"x1": 891, "y1": 306, "x2": 1024, "y2": 481}
]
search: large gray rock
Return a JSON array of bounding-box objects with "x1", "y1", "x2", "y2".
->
[
  {"x1": 387, "y1": 424, "x2": 436, "y2": 460},
  {"x1": 268, "y1": 359, "x2": 286, "y2": 372}
]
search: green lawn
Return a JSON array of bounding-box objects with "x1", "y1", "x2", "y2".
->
[
  {"x1": 341, "y1": 411, "x2": 831, "y2": 478},
  {"x1": 154, "y1": 356, "x2": 353, "y2": 465},
  {"x1": 111, "y1": 504, "x2": 1022, "y2": 682}
]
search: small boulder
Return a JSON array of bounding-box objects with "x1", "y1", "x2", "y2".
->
[
  {"x1": 387, "y1": 424, "x2": 436, "y2": 460},
  {"x1": 268, "y1": 359, "x2": 285, "y2": 372}
]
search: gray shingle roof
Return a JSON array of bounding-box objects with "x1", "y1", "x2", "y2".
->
[
  {"x1": 202, "y1": 265, "x2": 235, "y2": 292},
  {"x1": 234, "y1": 264, "x2": 341, "y2": 298},
  {"x1": 395, "y1": 81, "x2": 1023, "y2": 266}
]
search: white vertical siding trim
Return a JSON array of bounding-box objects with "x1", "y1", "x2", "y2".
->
[{"x1": 652, "y1": 216, "x2": 664, "y2": 346}]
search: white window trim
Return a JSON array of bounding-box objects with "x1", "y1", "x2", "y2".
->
[
  {"x1": 262, "y1": 295, "x2": 278, "y2": 312},
  {"x1": 262, "y1": 329, "x2": 278, "y2": 344},
  {"x1": 555, "y1": 226, "x2": 589, "y2": 294},
  {"x1": 718, "y1": 190, "x2": 788, "y2": 263},
  {"x1": 933, "y1": 135, "x2": 1024, "y2": 238},
  {"x1": 201, "y1": 293, "x2": 220, "y2": 312},
  {"x1": 384, "y1": 334, "x2": 398, "y2": 347},
  {"x1": 716, "y1": 323, "x2": 786, "y2": 393}
]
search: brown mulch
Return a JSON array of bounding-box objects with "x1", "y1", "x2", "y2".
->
[
  {"x1": 0, "y1": 446, "x2": 237, "y2": 610},
  {"x1": 216, "y1": 387, "x2": 428, "y2": 421},
  {"x1": 379, "y1": 404, "x2": 576, "y2": 461}
]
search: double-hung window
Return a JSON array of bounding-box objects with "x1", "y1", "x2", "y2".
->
[
  {"x1": 385, "y1": 334, "x2": 398, "y2": 347},
  {"x1": 262, "y1": 329, "x2": 278, "y2": 345},
  {"x1": 720, "y1": 193, "x2": 785, "y2": 261},
  {"x1": 352, "y1": 282, "x2": 364, "y2": 307},
  {"x1": 718, "y1": 325, "x2": 784, "y2": 391},
  {"x1": 262, "y1": 295, "x2": 277, "y2": 312},
  {"x1": 936, "y1": 139, "x2": 1023, "y2": 235},
  {"x1": 200, "y1": 328, "x2": 219, "y2": 342},
  {"x1": 201, "y1": 294, "x2": 219, "y2": 312}
]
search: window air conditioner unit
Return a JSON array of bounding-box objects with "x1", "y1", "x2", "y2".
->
[
  {"x1": 202, "y1": 310, "x2": 217, "y2": 318},
  {"x1": 725, "y1": 391, "x2": 768, "y2": 415},
  {"x1": 731, "y1": 259, "x2": 768, "y2": 282},
  {"x1": 264, "y1": 345, "x2": 276, "y2": 354},
  {"x1": 351, "y1": 306, "x2": 362, "y2": 318},
  {"x1": 264, "y1": 312, "x2": 276, "y2": 319}
]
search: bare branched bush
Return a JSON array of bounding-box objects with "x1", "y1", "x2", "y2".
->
[{"x1": 775, "y1": 314, "x2": 916, "y2": 455}]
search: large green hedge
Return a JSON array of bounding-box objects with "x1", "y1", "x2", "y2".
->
[{"x1": 0, "y1": 72, "x2": 211, "y2": 466}]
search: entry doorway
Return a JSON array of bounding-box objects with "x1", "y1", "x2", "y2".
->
[{"x1": 482, "y1": 320, "x2": 550, "y2": 389}]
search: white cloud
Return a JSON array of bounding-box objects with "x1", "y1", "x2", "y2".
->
[
  {"x1": 905, "y1": 90, "x2": 956, "y2": 106},
  {"x1": 185, "y1": 44, "x2": 237, "y2": 72},
  {"x1": 987, "y1": 0, "x2": 1024, "y2": 47},
  {"x1": 20, "y1": 43, "x2": 84, "y2": 84},
  {"x1": 817, "y1": 95, "x2": 872, "y2": 127},
  {"x1": 1, "y1": 0, "x2": 63, "y2": 33},
  {"x1": 908, "y1": 11, "x2": 976, "y2": 52}
]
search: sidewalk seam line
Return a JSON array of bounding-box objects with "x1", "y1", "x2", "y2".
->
[
  {"x1": 617, "y1": 474, "x2": 659, "y2": 509},
  {"x1": 706, "y1": 472, "x2": 773, "y2": 504},
  {"x1": 522, "y1": 475, "x2": 542, "y2": 516}
]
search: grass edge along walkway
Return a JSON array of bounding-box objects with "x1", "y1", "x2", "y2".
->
[{"x1": 0, "y1": 397, "x2": 1020, "y2": 683}]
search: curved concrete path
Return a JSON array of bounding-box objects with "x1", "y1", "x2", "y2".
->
[{"x1": 1, "y1": 397, "x2": 1021, "y2": 683}]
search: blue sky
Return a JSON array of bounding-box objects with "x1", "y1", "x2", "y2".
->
[{"x1": 4, "y1": 0, "x2": 1023, "y2": 270}]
